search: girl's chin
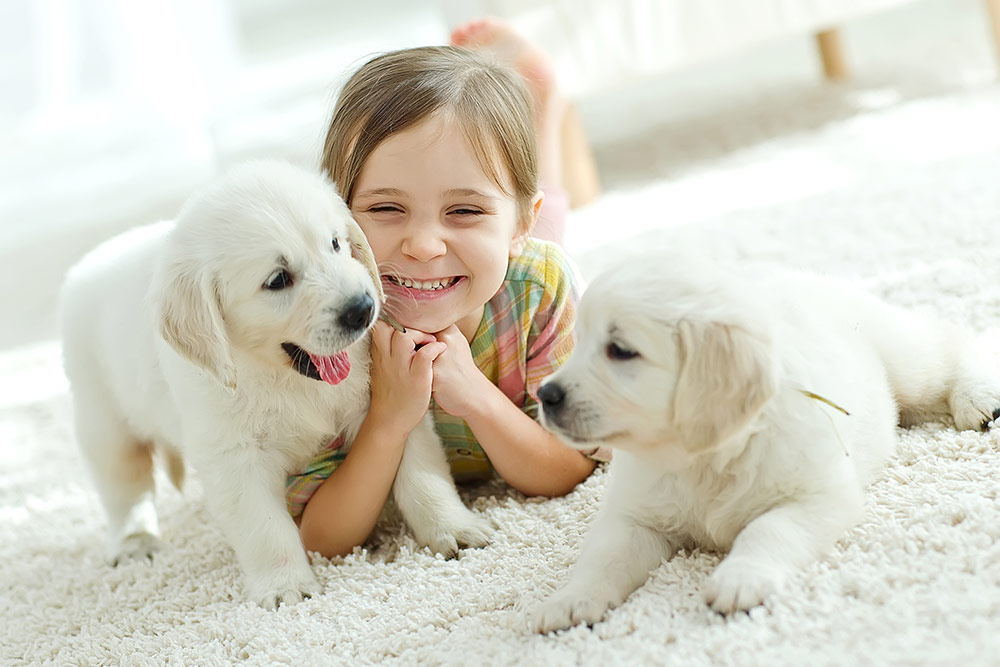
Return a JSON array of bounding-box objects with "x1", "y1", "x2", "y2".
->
[
  {"x1": 391, "y1": 303, "x2": 483, "y2": 336},
  {"x1": 393, "y1": 310, "x2": 454, "y2": 335}
]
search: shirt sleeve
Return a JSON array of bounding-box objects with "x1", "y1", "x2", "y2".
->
[
  {"x1": 521, "y1": 244, "x2": 611, "y2": 463},
  {"x1": 284, "y1": 436, "x2": 347, "y2": 518},
  {"x1": 522, "y1": 243, "x2": 580, "y2": 420}
]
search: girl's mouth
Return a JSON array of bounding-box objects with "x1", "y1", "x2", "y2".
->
[
  {"x1": 382, "y1": 275, "x2": 464, "y2": 301},
  {"x1": 385, "y1": 275, "x2": 460, "y2": 290}
]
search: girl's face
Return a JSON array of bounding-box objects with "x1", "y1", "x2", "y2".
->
[{"x1": 350, "y1": 112, "x2": 534, "y2": 339}]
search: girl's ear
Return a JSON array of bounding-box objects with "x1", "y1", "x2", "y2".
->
[{"x1": 510, "y1": 191, "x2": 544, "y2": 258}]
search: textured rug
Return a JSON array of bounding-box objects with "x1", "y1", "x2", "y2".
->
[{"x1": 5, "y1": 56, "x2": 1000, "y2": 667}]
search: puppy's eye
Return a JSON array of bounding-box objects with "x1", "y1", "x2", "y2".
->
[
  {"x1": 264, "y1": 269, "x2": 293, "y2": 291},
  {"x1": 332, "y1": 237, "x2": 341, "y2": 252},
  {"x1": 607, "y1": 341, "x2": 638, "y2": 360}
]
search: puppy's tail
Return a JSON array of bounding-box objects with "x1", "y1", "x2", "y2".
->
[{"x1": 162, "y1": 448, "x2": 186, "y2": 491}]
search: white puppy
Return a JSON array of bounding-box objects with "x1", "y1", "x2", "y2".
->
[
  {"x1": 60, "y1": 161, "x2": 491, "y2": 608},
  {"x1": 531, "y1": 252, "x2": 1000, "y2": 631}
]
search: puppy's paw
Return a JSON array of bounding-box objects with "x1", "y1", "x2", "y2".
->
[
  {"x1": 948, "y1": 376, "x2": 1000, "y2": 431},
  {"x1": 109, "y1": 531, "x2": 163, "y2": 566},
  {"x1": 247, "y1": 564, "x2": 321, "y2": 610},
  {"x1": 704, "y1": 556, "x2": 785, "y2": 614},
  {"x1": 530, "y1": 587, "x2": 617, "y2": 634},
  {"x1": 413, "y1": 509, "x2": 494, "y2": 558},
  {"x1": 449, "y1": 511, "x2": 494, "y2": 549}
]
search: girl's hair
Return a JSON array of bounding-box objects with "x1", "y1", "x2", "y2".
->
[{"x1": 321, "y1": 45, "x2": 539, "y2": 223}]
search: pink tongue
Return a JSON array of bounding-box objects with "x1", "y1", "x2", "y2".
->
[{"x1": 309, "y1": 350, "x2": 351, "y2": 385}]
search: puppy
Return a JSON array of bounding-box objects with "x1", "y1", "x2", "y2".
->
[
  {"x1": 60, "y1": 161, "x2": 491, "y2": 608},
  {"x1": 531, "y1": 252, "x2": 1000, "y2": 631}
]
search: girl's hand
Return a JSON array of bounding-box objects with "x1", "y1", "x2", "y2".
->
[
  {"x1": 430, "y1": 324, "x2": 494, "y2": 419},
  {"x1": 369, "y1": 321, "x2": 447, "y2": 435}
]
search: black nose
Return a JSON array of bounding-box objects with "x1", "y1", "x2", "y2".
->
[
  {"x1": 537, "y1": 382, "x2": 565, "y2": 411},
  {"x1": 339, "y1": 293, "x2": 375, "y2": 331}
]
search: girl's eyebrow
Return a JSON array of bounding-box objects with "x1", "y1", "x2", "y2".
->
[
  {"x1": 444, "y1": 188, "x2": 497, "y2": 200},
  {"x1": 354, "y1": 187, "x2": 498, "y2": 200},
  {"x1": 354, "y1": 187, "x2": 405, "y2": 198}
]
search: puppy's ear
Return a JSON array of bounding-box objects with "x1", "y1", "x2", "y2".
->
[
  {"x1": 346, "y1": 217, "x2": 384, "y2": 302},
  {"x1": 157, "y1": 260, "x2": 237, "y2": 390},
  {"x1": 672, "y1": 320, "x2": 777, "y2": 453}
]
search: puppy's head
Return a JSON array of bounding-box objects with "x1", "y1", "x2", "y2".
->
[
  {"x1": 538, "y1": 254, "x2": 778, "y2": 469},
  {"x1": 154, "y1": 160, "x2": 382, "y2": 389}
]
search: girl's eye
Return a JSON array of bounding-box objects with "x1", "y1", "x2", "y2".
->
[
  {"x1": 264, "y1": 269, "x2": 293, "y2": 291},
  {"x1": 332, "y1": 237, "x2": 341, "y2": 252},
  {"x1": 606, "y1": 341, "x2": 638, "y2": 361},
  {"x1": 450, "y1": 208, "x2": 483, "y2": 216},
  {"x1": 368, "y1": 205, "x2": 402, "y2": 214}
]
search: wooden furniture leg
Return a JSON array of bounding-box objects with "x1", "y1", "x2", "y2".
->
[
  {"x1": 986, "y1": 0, "x2": 1000, "y2": 65},
  {"x1": 815, "y1": 28, "x2": 849, "y2": 81}
]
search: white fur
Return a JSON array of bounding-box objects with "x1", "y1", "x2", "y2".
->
[
  {"x1": 531, "y1": 253, "x2": 1000, "y2": 631},
  {"x1": 60, "y1": 161, "x2": 490, "y2": 609}
]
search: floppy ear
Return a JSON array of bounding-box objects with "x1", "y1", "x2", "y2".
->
[
  {"x1": 672, "y1": 320, "x2": 777, "y2": 452},
  {"x1": 157, "y1": 260, "x2": 237, "y2": 390},
  {"x1": 346, "y1": 217, "x2": 384, "y2": 302}
]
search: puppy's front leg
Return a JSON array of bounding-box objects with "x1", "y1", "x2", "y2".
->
[
  {"x1": 392, "y1": 413, "x2": 493, "y2": 557},
  {"x1": 704, "y1": 488, "x2": 864, "y2": 613},
  {"x1": 532, "y1": 507, "x2": 674, "y2": 633},
  {"x1": 197, "y1": 452, "x2": 319, "y2": 609}
]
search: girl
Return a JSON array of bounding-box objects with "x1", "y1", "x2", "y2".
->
[{"x1": 287, "y1": 29, "x2": 605, "y2": 558}]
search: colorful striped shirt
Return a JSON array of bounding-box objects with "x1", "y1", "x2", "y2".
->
[{"x1": 285, "y1": 238, "x2": 586, "y2": 517}]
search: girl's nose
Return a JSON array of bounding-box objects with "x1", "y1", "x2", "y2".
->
[{"x1": 400, "y1": 221, "x2": 447, "y2": 262}]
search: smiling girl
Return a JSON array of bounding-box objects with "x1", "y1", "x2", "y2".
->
[{"x1": 287, "y1": 29, "x2": 605, "y2": 558}]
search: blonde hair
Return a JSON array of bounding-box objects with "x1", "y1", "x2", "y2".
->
[{"x1": 321, "y1": 46, "x2": 539, "y2": 224}]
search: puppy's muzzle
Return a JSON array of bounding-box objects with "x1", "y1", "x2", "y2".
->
[
  {"x1": 339, "y1": 293, "x2": 376, "y2": 333},
  {"x1": 537, "y1": 381, "x2": 566, "y2": 422}
]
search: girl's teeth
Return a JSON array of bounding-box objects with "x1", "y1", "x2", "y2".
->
[{"x1": 394, "y1": 277, "x2": 455, "y2": 291}]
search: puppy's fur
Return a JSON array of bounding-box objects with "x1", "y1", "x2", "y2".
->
[
  {"x1": 532, "y1": 252, "x2": 1000, "y2": 631},
  {"x1": 60, "y1": 161, "x2": 490, "y2": 608}
]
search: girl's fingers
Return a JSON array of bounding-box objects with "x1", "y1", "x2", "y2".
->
[
  {"x1": 371, "y1": 320, "x2": 395, "y2": 352},
  {"x1": 373, "y1": 324, "x2": 441, "y2": 379},
  {"x1": 410, "y1": 341, "x2": 448, "y2": 378},
  {"x1": 402, "y1": 328, "x2": 437, "y2": 348},
  {"x1": 388, "y1": 327, "x2": 435, "y2": 356},
  {"x1": 411, "y1": 341, "x2": 447, "y2": 373}
]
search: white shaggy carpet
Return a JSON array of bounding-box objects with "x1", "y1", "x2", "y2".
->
[{"x1": 6, "y1": 36, "x2": 1000, "y2": 667}]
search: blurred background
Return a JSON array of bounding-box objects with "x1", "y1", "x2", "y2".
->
[{"x1": 2, "y1": 0, "x2": 999, "y2": 352}]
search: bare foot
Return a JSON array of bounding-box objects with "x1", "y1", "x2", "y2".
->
[
  {"x1": 450, "y1": 17, "x2": 563, "y2": 125},
  {"x1": 451, "y1": 17, "x2": 601, "y2": 210}
]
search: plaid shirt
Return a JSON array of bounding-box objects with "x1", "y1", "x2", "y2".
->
[{"x1": 285, "y1": 238, "x2": 585, "y2": 517}]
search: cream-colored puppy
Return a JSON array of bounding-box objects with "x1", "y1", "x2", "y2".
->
[
  {"x1": 532, "y1": 252, "x2": 1000, "y2": 631},
  {"x1": 60, "y1": 161, "x2": 490, "y2": 609}
]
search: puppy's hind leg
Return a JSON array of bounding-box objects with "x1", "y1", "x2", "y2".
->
[
  {"x1": 859, "y1": 296, "x2": 1000, "y2": 430},
  {"x1": 393, "y1": 413, "x2": 493, "y2": 557},
  {"x1": 936, "y1": 323, "x2": 1000, "y2": 430},
  {"x1": 73, "y1": 397, "x2": 162, "y2": 564},
  {"x1": 946, "y1": 352, "x2": 1000, "y2": 431}
]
